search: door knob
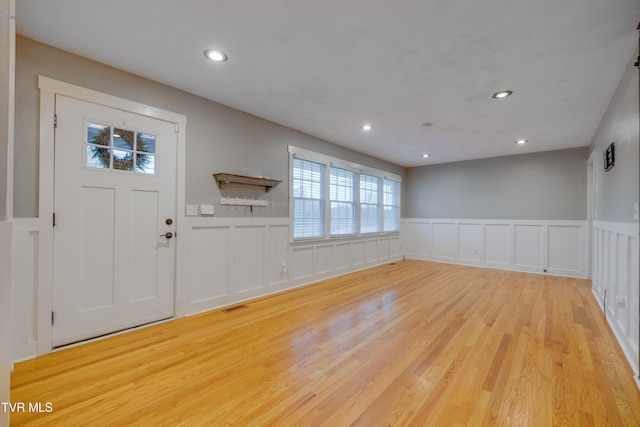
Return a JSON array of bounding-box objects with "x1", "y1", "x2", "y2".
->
[{"x1": 160, "y1": 232, "x2": 173, "y2": 239}]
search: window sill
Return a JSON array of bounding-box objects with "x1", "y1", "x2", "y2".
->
[{"x1": 291, "y1": 231, "x2": 399, "y2": 245}]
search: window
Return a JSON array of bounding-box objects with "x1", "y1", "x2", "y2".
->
[
  {"x1": 290, "y1": 146, "x2": 401, "y2": 241},
  {"x1": 330, "y1": 166, "x2": 355, "y2": 236},
  {"x1": 292, "y1": 158, "x2": 325, "y2": 239},
  {"x1": 383, "y1": 179, "x2": 400, "y2": 232},
  {"x1": 360, "y1": 174, "x2": 380, "y2": 233}
]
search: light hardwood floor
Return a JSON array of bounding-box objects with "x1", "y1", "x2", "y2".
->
[{"x1": 10, "y1": 260, "x2": 640, "y2": 426}]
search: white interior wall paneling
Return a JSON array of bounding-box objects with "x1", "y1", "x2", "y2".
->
[
  {"x1": 182, "y1": 217, "x2": 402, "y2": 317},
  {"x1": 335, "y1": 243, "x2": 352, "y2": 271},
  {"x1": 0, "y1": 221, "x2": 13, "y2": 427},
  {"x1": 315, "y1": 245, "x2": 335, "y2": 275},
  {"x1": 234, "y1": 225, "x2": 266, "y2": 293},
  {"x1": 458, "y1": 223, "x2": 482, "y2": 262},
  {"x1": 484, "y1": 224, "x2": 511, "y2": 266},
  {"x1": 514, "y1": 225, "x2": 543, "y2": 269},
  {"x1": 11, "y1": 218, "x2": 39, "y2": 362},
  {"x1": 591, "y1": 220, "x2": 639, "y2": 378},
  {"x1": 548, "y1": 225, "x2": 583, "y2": 274},
  {"x1": 12, "y1": 215, "x2": 403, "y2": 361},
  {"x1": 401, "y1": 219, "x2": 588, "y2": 278},
  {"x1": 432, "y1": 222, "x2": 458, "y2": 259},
  {"x1": 268, "y1": 224, "x2": 289, "y2": 285},
  {"x1": 187, "y1": 225, "x2": 230, "y2": 304}
]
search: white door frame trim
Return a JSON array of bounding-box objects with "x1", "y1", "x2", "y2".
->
[{"x1": 36, "y1": 76, "x2": 187, "y2": 355}]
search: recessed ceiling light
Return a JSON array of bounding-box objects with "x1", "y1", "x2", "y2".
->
[
  {"x1": 492, "y1": 90, "x2": 513, "y2": 99},
  {"x1": 204, "y1": 49, "x2": 228, "y2": 62},
  {"x1": 421, "y1": 153, "x2": 431, "y2": 158},
  {"x1": 361, "y1": 124, "x2": 373, "y2": 131},
  {"x1": 515, "y1": 139, "x2": 527, "y2": 144}
]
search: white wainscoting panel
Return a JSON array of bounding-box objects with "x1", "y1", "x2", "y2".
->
[
  {"x1": 484, "y1": 224, "x2": 511, "y2": 266},
  {"x1": 352, "y1": 241, "x2": 366, "y2": 266},
  {"x1": 402, "y1": 219, "x2": 588, "y2": 278},
  {"x1": 1, "y1": 221, "x2": 12, "y2": 420},
  {"x1": 188, "y1": 225, "x2": 230, "y2": 304},
  {"x1": 11, "y1": 219, "x2": 41, "y2": 362},
  {"x1": 592, "y1": 221, "x2": 639, "y2": 380},
  {"x1": 316, "y1": 245, "x2": 335, "y2": 275},
  {"x1": 234, "y1": 225, "x2": 265, "y2": 293},
  {"x1": 365, "y1": 239, "x2": 379, "y2": 263},
  {"x1": 458, "y1": 223, "x2": 482, "y2": 263},
  {"x1": 181, "y1": 218, "x2": 403, "y2": 317},
  {"x1": 291, "y1": 246, "x2": 314, "y2": 281},
  {"x1": 548, "y1": 224, "x2": 583, "y2": 275},
  {"x1": 268, "y1": 224, "x2": 289, "y2": 286},
  {"x1": 514, "y1": 225, "x2": 543, "y2": 269},
  {"x1": 404, "y1": 220, "x2": 431, "y2": 257},
  {"x1": 432, "y1": 222, "x2": 457, "y2": 260},
  {"x1": 335, "y1": 243, "x2": 352, "y2": 272}
]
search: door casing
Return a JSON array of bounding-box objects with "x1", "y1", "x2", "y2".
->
[{"x1": 36, "y1": 76, "x2": 187, "y2": 354}]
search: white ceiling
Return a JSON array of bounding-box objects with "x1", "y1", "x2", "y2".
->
[{"x1": 15, "y1": 0, "x2": 640, "y2": 167}]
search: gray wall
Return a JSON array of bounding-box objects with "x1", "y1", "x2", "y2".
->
[
  {"x1": 589, "y1": 45, "x2": 639, "y2": 223},
  {"x1": 14, "y1": 36, "x2": 405, "y2": 218},
  {"x1": 404, "y1": 147, "x2": 588, "y2": 220}
]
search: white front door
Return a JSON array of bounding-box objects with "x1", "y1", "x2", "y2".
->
[{"x1": 52, "y1": 95, "x2": 177, "y2": 347}]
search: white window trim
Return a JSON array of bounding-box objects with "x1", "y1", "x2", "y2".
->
[{"x1": 289, "y1": 145, "x2": 401, "y2": 242}]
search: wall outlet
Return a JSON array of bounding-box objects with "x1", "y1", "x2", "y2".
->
[
  {"x1": 186, "y1": 204, "x2": 198, "y2": 216},
  {"x1": 616, "y1": 295, "x2": 626, "y2": 309},
  {"x1": 634, "y1": 202, "x2": 639, "y2": 220}
]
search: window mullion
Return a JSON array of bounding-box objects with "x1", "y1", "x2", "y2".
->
[
  {"x1": 355, "y1": 173, "x2": 361, "y2": 236},
  {"x1": 378, "y1": 179, "x2": 384, "y2": 232},
  {"x1": 324, "y1": 164, "x2": 330, "y2": 238}
]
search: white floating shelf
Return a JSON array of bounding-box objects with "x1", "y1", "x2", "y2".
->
[{"x1": 213, "y1": 173, "x2": 281, "y2": 192}]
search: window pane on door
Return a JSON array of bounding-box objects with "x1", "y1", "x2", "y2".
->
[
  {"x1": 136, "y1": 132, "x2": 156, "y2": 174},
  {"x1": 86, "y1": 146, "x2": 111, "y2": 169}
]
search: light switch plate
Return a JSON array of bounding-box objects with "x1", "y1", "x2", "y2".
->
[
  {"x1": 634, "y1": 202, "x2": 639, "y2": 221},
  {"x1": 186, "y1": 204, "x2": 198, "y2": 216},
  {"x1": 200, "y1": 204, "x2": 215, "y2": 215}
]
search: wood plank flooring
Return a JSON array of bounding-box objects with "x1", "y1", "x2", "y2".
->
[{"x1": 10, "y1": 260, "x2": 640, "y2": 426}]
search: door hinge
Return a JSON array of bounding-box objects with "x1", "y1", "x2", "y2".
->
[
  {"x1": 51, "y1": 311, "x2": 55, "y2": 325},
  {"x1": 54, "y1": 114, "x2": 57, "y2": 129},
  {"x1": 52, "y1": 212, "x2": 56, "y2": 227}
]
